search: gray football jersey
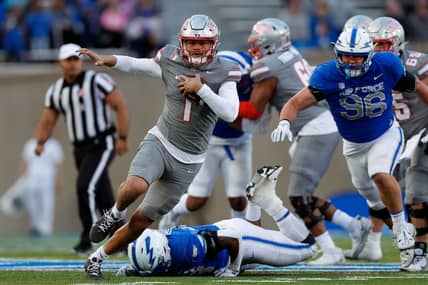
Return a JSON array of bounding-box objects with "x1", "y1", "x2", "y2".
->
[
  {"x1": 250, "y1": 47, "x2": 327, "y2": 135},
  {"x1": 155, "y1": 45, "x2": 241, "y2": 155},
  {"x1": 394, "y1": 50, "x2": 428, "y2": 140}
]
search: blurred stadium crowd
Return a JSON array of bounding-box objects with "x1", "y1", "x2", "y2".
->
[
  {"x1": 0, "y1": 0, "x2": 163, "y2": 62},
  {"x1": 0, "y1": 0, "x2": 427, "y2": 62},
  {"x1": 277, "y1": 0, "x2": 428, "y2": 51}
]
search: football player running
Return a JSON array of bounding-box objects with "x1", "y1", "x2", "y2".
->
[
  {"x1": 346, "y1": 17, "x2": 428, "y2": 271},
  {"x1": 117, "y1": 166, "x2": 316, "y2": 277},
  {"x1": 78, "y1": 14, "x2": 242, "y2": 280},
  {"x1": 160, "y1": 50, "x2": 315, "y2": 247},
  {"x1": 273, "y1": 26, "x2": 425, "y2": 266},
  {"x1": 239, "y1": 18, "x2": 371, "y2": 265},
  {"x1": 158, "y1": 51, "x2": 254, "y2": 230}
]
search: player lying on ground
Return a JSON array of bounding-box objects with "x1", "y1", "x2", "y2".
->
[{"x1": 117, "y1": 166, "x2": 316, "y2": 277}]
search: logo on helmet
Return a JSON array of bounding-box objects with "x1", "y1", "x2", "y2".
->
[{"x1": 145, "y1": 236, "x2": 155, "y2": 266}]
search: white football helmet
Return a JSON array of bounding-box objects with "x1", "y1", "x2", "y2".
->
[
  {"x1": 343, "y1": 15, "x2": 373, "y2": 30},
  {"x1": 335, "y1": 27, "x2": 374, "y2": 78},
  {"x1": 367, "y1": 17, "x2": 405, "y2": 56},
  {"x1": 178, "y1": 14, "x2": 220, "y2": 66},
  {"x1": 248, "y1": 18, "x2": 291, "y2": 60},
  {"x1": 128, "y1": 229, "x2": 171, "y2": 273}
]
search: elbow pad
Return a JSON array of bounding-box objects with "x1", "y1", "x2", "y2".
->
[{"x1": 239, "y1": 101, "x2": 262, "y2": 120}]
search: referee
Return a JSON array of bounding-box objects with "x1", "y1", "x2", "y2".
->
[{"x1": 34, "y1": 43, "x2": 129, "y2": 255}]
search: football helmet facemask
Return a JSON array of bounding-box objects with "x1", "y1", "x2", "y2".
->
[
  {"x1": 178, "y1": 14, "x2": 220, "y2": 66},
  {"x1": 335, "y1": 27, "x2": 374, "y2": 78}
]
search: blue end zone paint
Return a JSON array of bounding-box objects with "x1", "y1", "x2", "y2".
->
[
  {"x1": 0, "y1": 259, "x2": 125, "y2": 271},
  {"x1": 0, "y1": 258, "x2": 401, "y2": 272}
]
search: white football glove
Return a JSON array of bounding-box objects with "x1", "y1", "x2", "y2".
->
[{"x1": 271, "y1": 120, "x2": 293, "y2": 143}]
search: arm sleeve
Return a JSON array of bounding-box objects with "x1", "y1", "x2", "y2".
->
[
  {"x1": 197, "y1": 81, "x2": 239, "y2": 122},
  {"x1": 113, "y1": 56, "x2": 162, "y2": 78},
  {"x1": 393, "y1": 71, "x2": 416, "y2": 92}
]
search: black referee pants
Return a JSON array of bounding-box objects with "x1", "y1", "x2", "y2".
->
[{"x1": 73, "y1": 135, "x2": 115, "y2": 245}]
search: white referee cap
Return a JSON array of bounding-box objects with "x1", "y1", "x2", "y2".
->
[{"x1": 58, "y1": 43, "x2": 81, "y2": 60}]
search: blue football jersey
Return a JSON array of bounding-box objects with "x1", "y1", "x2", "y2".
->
[
  {"x1": 310, "y1": 52, "x2": 405, "y2": 143},
  {"x1": 162, "y1": 225, "x2": 230, "y2": 276},
  {"x1": 213, "y1": 51, "x2": 253, "y2": 139}
]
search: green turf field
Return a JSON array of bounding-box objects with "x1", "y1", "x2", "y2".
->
[
  {"x1": 0, "y1": 234, "x2": 427, "y2": 285},
  {"x1": 1, "y1": 271, "x2": 428, "y2": 285}
]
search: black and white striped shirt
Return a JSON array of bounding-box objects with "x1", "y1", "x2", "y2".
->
[{"x1": 44, "y1": 70, "x2": 117, "y2": 144}]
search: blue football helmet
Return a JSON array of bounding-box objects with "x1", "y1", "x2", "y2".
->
[{"x1": 335, "y1": 28, "x2": 374, "y2": 78}]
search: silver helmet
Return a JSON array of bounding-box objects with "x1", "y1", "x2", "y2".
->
[
  {"x1": 343, "y1": 15, "x2": 373, "y2": 30},
  {"x1": 248, "y1": 18, "x2": 291, "y2": 60},
  {"x1": 178, "y1": 14, "x2": 220, "y2": 66},
  {"x1": 367, "y1": 17, "x2": 405, "y2": 55}
]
